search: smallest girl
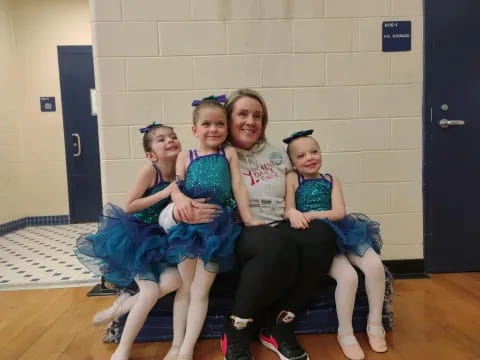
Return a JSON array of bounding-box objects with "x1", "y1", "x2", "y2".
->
[
  {"x1": 283, "y1": 130, "x2": 387, "y2": 360},
  {"x1": 163, "y1": 95, "x2": 263, "y2": 360},
  {"x1": 75, "y1": 123, "x2": 183, "y2": 360}
]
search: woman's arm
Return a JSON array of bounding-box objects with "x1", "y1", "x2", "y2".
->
[
  {"x1": 125, "y1": 164, "x2": 174, "y2": 214},
  {"x1": 159, "y1": 200, "x2": 221, "y2": 230},
  {"x1": 305, "y1": 176, "x2": 346, "y2": 222},
  {"x1": 284, "y1": 171, "x2": 310, "y2": 229},
  {"x1": 226, "y1": 147, "x2": 264, "y2": 226}
]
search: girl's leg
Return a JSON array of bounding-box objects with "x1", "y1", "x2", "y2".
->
[
  {"x1": 329, "y1": 255, "x2": 364, "y2": 360},
  {"x1": 111, "y1": 279, "x2": 161, "y2": 360},
  {"x1": 347, "y1": 249, "x2": 385, "y2": 325},
  {"x1": 178, "y1": 260, "x2": 217, "y2": 359},
  {"x1": 158, "y1": 266, "x2": 182, "y2": 295},
  {"x1": 163, "y1": 259, "x2": 196, "y2": 360},
  {"x1": 92, "y1": 292, "x2": 138, "y2": 326},
  {"x1": 329, "y1": 255, "x2": 358, "y2": 338},
  {"x1": 347, "y1": 248, "x2": 387, "y2": 352},
  {"x1": 93, "y1": 267, "x2": 180, "y2": 326}
]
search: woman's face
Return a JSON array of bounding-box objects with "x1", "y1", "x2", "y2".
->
[{"x1": 229, "y1": 96, "x2": 264, "y2": 150}]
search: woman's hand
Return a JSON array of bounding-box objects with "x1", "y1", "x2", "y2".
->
[
  {"x1": 172, "y1": 192, "x2": 195, "y2": 222},
  {"x1": 173, "y1": 198, "x2": 221, "y2": 224},
  {"x1": 288, "y1": 209, "x2": 310, "y2": 229}
]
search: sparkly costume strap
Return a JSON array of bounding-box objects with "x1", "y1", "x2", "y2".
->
[
  {"x1": 219, "y1": 147, "x2": 226, "y2": 157},
  {"x1": 189, "y1": 149, "x2": 195, "y2": 162},
  {"x1": 320, "y1": 173, "x2": 333, "y2": 187},
  {"x1": 152, "y1": 163, "x2": 163, "y2": 185},
  {"x1": 296, "y1": 171, "x2": 304, "y2": 185}
]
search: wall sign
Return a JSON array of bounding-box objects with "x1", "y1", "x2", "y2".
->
[
  {"x1": 40, "y1": 97, "x2": 56, "y2": 112},
  {"x1": 382, "y1": 21, "x2": 411, "y2": 52}
]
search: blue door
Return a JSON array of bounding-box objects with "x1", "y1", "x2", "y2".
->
[
  {"x1": 58, "y1": 46, "x2": 102, "y2": 223},
  {"x1": 424, "y1": 1, "x2": 480, "y2": 272}
]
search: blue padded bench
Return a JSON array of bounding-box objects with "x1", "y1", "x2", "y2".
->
[{"x1": 103, "y1": 266, "x2": 394, "y2": 343}]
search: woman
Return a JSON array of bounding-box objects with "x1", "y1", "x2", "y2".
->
[{"x1": 162, "y1": 89, "x2": 337, "y2": 360}]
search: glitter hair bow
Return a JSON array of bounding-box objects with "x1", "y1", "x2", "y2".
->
[
  {"x1": 282, "y1": 129, "x2": 314, "y2": 144},
  {"x1": 191, "y1": 94, "x2": 227, "y2": 106},
  {"x1": 139, "y1": 121, "x2": 162, "y2": 133}
]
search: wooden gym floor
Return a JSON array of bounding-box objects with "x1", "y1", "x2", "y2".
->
[{"x1": 1, "y1": 272, "x2": 479, "y2": 360}]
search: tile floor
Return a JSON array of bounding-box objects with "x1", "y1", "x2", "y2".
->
[{"x1": 0, "y1": 223, "x2": 100, "y2": 291}]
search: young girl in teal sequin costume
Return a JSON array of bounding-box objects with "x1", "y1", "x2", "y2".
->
[
  {"x1": 75, "y1": 124, "x2": 184, "y2": 360},
  {"x1": 163, "y1": 96, "x2": 264, "y2": 360},
  {"x1": 283, "y1": 130, "x2": 388, "y2": 360}
]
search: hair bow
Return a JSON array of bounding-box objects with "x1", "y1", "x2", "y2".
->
[
  {"x1": 282, "y1": 129, "x2": 314, "y2": 144},
  {"x1": 139, "y1": 121, "x2": 162, "y2": 133},
  {"x1": 191, "y1": 94, "x2": 227, "y2": 106}
]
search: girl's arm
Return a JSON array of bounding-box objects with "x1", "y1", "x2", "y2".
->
[
  {"x1": 305, "y1": 176, "x2": 346, "y2": 222},
  {"x1": 125, "y1": 164, "x2": 174, "y2": 214},
  {"x1": 226, "y1": 147, "x2": 264, "y2": 226},
  {"x1": 171, "y1": 151, "x2": 195, "y2": 222},
  {"x1": 284, "y1": 171, "x2": 310, "y2": 229}
]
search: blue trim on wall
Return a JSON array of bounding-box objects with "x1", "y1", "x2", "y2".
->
[{"x1": 0, "y1": 215, "x2": 70, "y2": 235}]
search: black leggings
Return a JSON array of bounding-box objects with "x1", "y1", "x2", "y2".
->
[{"x1": 232, "y1": 221, "x2": 336, "y2": 319}]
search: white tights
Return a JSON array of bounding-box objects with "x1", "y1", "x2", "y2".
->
[
  {"x1": 328, "y1": 248, "x2": 385, "y2": 337},
  {"x1": 110, "y1": 267, "x2": 181, "y2": 360},
  {"x1": 164, "y1": 258, "x2": 216, "y2": 360}
]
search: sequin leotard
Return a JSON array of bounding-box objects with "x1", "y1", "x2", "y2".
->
[
  {"x1": 165, "y1": 148, "x2": 241, "y2": 273},
  {"x1": 295, "y1": 172, "x2": 382, "y2": 256}
]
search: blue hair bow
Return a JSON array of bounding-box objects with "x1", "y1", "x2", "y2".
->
[
  {"x1": 282, "y1": 129, "x2": 314, "y2": 144},
  {"x1": 192, "y1": 94, "x2": 227, "y2": 106},
  {"x1": 139, "y1": 121, "x2": 161, "y2": 133}
]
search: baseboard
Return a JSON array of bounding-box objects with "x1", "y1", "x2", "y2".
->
[
  {"x1": 383, "y1": 259, "x2": 429, "y2": 279},
  {"x1": 0, "y1": 215, "x2": 70, "y2": 236}
]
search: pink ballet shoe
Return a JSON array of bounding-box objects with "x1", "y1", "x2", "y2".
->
[
  {"x1": 366, "y1": 323, "x2": 388, "y2": 353},
  {"x1": 337, "y1": 334, "x2": 365, "y2": 360},
  {"x1": 92, "y1": 292, "x2": 131, "y2": 326}
]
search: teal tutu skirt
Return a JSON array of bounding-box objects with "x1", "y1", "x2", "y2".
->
[
  {"x1": 165, "y1": 206, "x2": 241, "y2": 273},
  {"x1": 75, "y1": 203, "x2": 171, "y2": 287},
  {"x1": 321, "y1": 213, "x2": 382, "y2": 256}
]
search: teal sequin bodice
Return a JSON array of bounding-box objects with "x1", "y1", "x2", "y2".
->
[
  {"x1": 133, "y1": 182, "x2": 171, "y2": 224},
  {"x1": 295, "y1": 174, "x2": 332, "y2": 212},
  {"x1": 184, "y1": 152, "x2": 236, "y2": 208}
]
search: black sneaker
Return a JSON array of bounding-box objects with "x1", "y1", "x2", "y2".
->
[
  {"x1": 259, "y1": 311, "x2": 309, "y2": 360},
  {"x1": 221, "y1": 318, "x2": 254, "y2": 360}
]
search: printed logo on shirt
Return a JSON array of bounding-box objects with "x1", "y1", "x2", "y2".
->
[
  {"x1": 242, "y1": 161, "x2": 279, "y2": 186},
  {"x1": 269, "y1": 152, "x2": 283, "y2": 165}
]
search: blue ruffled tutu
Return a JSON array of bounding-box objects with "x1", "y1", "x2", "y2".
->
[
  {"x1": 321, "y1": 213, "x2": 382, "y2": 256},
  {"x1": 75, "y1": 203, "x2": 170, "y2": 287},
  {"x1": 165, "y1": 206, "x2": 241, "y2": 273}
]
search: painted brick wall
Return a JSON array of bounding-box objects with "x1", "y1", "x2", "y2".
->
[{"x1": 90, "y1": 0, "x2": 423, "y2": 260}]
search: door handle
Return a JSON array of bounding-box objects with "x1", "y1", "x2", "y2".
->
[
  {"x1": 438, "y1": 119, "x2": 465, "y2": 128},
  {"x1": 72, "y1": 133, "x2": 82, "y2": 157}
]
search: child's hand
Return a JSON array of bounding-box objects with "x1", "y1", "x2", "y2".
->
[
  {"x1": 289, "y1": 209, "x2": 310, "y2": 229},
  {"x1": 244, "y1": 218, "x2": 266, "y2": 227}
]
